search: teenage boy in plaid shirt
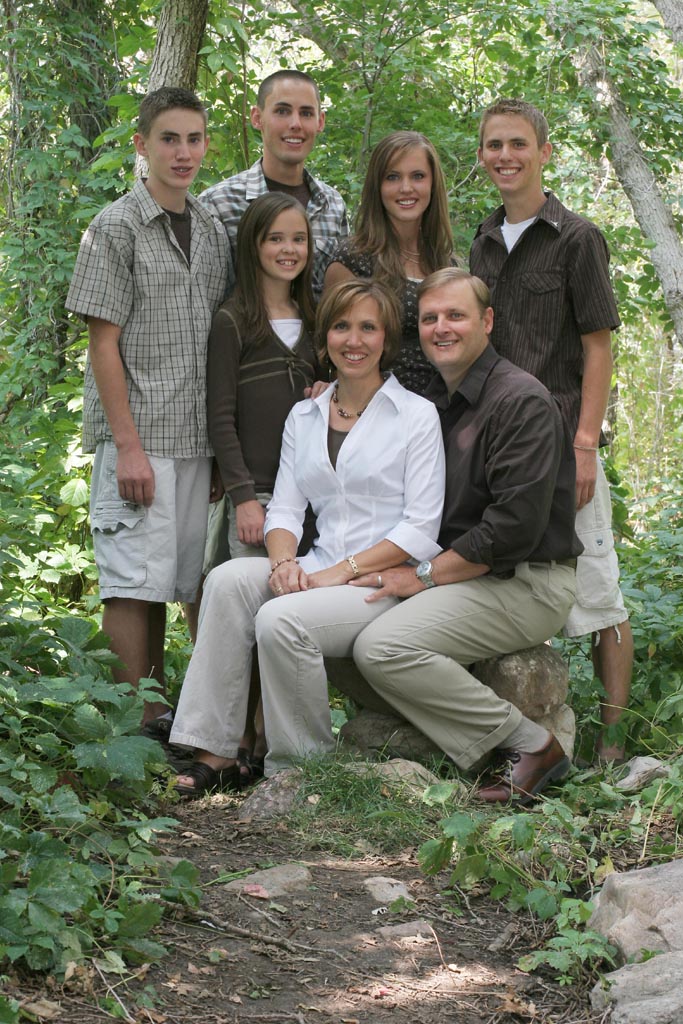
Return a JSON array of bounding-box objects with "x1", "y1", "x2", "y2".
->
[{"x1": 67, "y1": 87, "x2": 227, "y2": 731}]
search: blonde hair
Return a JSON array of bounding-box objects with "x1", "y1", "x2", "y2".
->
[{"x1": 418, "y1": 268, "x2": 491, "y2": 317}]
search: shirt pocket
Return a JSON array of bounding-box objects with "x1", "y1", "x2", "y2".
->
[{"x1": 518, "y1": 270, "x2": 565, "y2": 350}]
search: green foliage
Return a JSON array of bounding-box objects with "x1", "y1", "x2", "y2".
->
[
  {"x1": 417, "y1": 774, "x2": 663, "y2": 983},
  {"x1": 1, "y1": 0, "x2": 682, "y2": 994},
  {"x1": 558, "y1": 475, "x2": 683, "y2": 763},
  {"x1": 0, "y1": 605, "x2": 202, "y2": 974}
]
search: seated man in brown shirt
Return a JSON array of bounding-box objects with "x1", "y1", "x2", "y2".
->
[{"x1": 351, "y1": 268, "x2": 583, "y2": 803}]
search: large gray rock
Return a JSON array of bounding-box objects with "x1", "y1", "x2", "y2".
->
[
  {"x1": 225, "y1": 862, "x2": 312, "y2": 897},
  {"x1": 590, "y1": 859, "x2": 683, "y2": 962},
  {"x1": 472, "y1": 644, "x2": 569, "y2": 717},
  {"x1": 335, "y1": 644, "x2": 575, "y2": 760},
  {"x1": 591, "y1": 950, "x2": 683, "y2": 1024},
  {"x1": 342, "y1": 758, "x2": 448, "y2": 796},
  {"x1": 238, "y1": 758, "x2": 445, "y2": 821},
  {"x1": 238, "y1": 767, "x2": 303, "y2": 820},
  {"x1": 339, "y1": 710, "x2": 442, "y2": 761}
]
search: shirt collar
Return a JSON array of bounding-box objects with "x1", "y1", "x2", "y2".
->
[
  {"x1": 132, "y1": 177, "x2": 214, "y2": 231},
  {"x1": 245, "y1": 158, "x2": 325, "y2": 203},
  {"x1": 302, "y1": 371, "x2": 406, "y2": 416},
  {"x1": 426, "y1": 344, "x2": 501, "y2": 409},
  {"x1": 477, "y1": 191, "x2": 564, "y2": 239}
]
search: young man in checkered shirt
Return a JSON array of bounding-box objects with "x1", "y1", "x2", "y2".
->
[
  {"x1": 200, "y1": 69, "x2": 348, "y2": 303},
  {"x1": 66, "y1": 88, "x2": 227, "y2": 731}
]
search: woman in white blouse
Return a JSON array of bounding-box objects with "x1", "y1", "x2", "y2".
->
[{"x1": 171, "y1": 279, "x2": 445, "y2": 796}]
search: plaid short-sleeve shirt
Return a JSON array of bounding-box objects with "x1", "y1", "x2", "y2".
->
[
  {"x1": 66, "y1": 180, "x2": 228, "y2": 457},
  {"x1": 200, "y1": 159, "x2": 348, "y2": 300}
]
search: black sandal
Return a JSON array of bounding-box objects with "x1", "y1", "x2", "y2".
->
[
  {"x1": 237, "y1": 753, "x2": 265, "y2": 790},
  {"x1": 175, "y1": 760, "x2": 240, "y2": 798},
  {"x1": 141, "y1": 714, "x2": 174, "y2": 745}
]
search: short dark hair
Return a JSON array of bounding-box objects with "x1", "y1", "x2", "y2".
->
[
  {"x1": 478, "y1": 98, "x2": 549, "y2": 148},
  {"x1": 418, "y1": 268, "x2": 491, "y2": 317},
  {"x1": 138, "y1": 87, "x2": 207, "y2": 137},
  {"x1": 256, "y1": 70, "x2": 321, "y2": 109},
  {"x1": 316, "y1": 280, "x2": 402, "y2": 371}
]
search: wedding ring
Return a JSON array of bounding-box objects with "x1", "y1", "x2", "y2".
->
[
  {"x1": 377, "y1": 575, "x2": 383, "y2": 588},
  {"x1": 275, "y1": 586, "x2": 284, "y2": 593}
]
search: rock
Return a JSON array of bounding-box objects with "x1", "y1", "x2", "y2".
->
[
  {"x1": 472, "y1": 644, "x2": 569, "y2": 718},
  {"x1": 591, "y1": 950, "x2": 683, "y2": 1024},
  {"x1": 225, "y1": 862, "x2": 312, "y2": 897},
  {"x1": 615, "y1": 756, "x2": 671, "y2": 793},
  {"x1": 363, "y1": 876, "x2": 412, "y2": 903},
  {"x1": 376, "y1": 920, "x2": 434, "y2": 940},
  {"x1": 339, "y1": 710, "x2": 443, "y2": 761},
  {"x1": 238, "y1": 768, "x2": 303, "y2": 820},
  {"x1": 336, "y1": 644, "x2": 575, "y2": 761},
  {"x1": 534, "y1": 703, "x2": 576, "y2": 759},
  {"x1": 343, "y1": 758, "x2": 443, "y2": 795},
  {"x1": 590, "y1": 859, "x2": 683, "y2": 962}
]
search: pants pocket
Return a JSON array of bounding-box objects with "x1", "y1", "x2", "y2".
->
[
  {"x1": 91, "y1": 500, "x2": 147, "y2": 587},
  {"x1": 575, "y1": 528, "x2": 621, "y2": 609}
]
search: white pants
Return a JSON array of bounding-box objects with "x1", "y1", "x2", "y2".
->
[{"x1": 170, "y1": 558, "x2": 398, "y2": 774}]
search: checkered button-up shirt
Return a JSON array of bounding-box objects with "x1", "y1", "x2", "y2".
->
[
  {"x1": 200, "y1": 159, "x2": 348, "y2": 300},
  {"x1": 67, "y1": 180, "x2": 228, "y2": 457}
]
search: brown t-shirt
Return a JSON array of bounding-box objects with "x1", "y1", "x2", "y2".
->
[{"x1": 263, "y1": 174, "x2": 311, "y2": 210}]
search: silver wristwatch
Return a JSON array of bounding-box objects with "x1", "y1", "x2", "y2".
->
[{"x1": 415, "y1": 560, "x2": 436, "y2": 589}]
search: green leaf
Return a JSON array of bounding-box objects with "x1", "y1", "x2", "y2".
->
[
  {"x1": 117, "y1": 901, "x2": 163, "y2": 937},
  {"x1": 73, "y1": 735, "x2": 156, "y2": 780},
  {"x1": 439, "y1": 811, "x2": 482, "y2": 843},
  {"x1": 417, "y1": 837, "x2": 453, "y2": 875},
  {"x1": 525, "y1": 887, "x2": 559, "y2": 920},
  {"x1": 59, "y1": 478, "x2": 89, "y2": 507},
  {"x1": 0, "y1": 994, "x2": 20, "y2": 1024}
]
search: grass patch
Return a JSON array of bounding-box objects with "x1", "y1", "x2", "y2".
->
[{"x1": 285, "y1": 754, "x2": 466, "y2": 857}]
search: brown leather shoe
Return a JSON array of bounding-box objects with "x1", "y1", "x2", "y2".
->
[{"x1": 476, "y1": 735, "x2": 570, "y2": 805}]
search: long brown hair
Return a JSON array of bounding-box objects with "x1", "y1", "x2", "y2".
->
[
  {"x1": 229, "y1": 193, "x2": 315, "y2": 345},
  {"x1": 351, "y1": 131, "x2": 453, "y2": 286}
]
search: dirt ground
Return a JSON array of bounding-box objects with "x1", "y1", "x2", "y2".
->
[{"x1": 6, "y1": 789, "x2": 608, "y2": 1024}]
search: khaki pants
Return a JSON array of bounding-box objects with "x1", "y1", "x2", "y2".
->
[
  {"x1": 353, "y1": 561, "x2": 576, "y2": 769},
  {"x1": 170, "y1": 557, "x2": 399, "y2": 774}
]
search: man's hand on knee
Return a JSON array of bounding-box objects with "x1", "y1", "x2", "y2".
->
[{"x1": 352, "y1": 565, "x2": 425, "y2": 602}]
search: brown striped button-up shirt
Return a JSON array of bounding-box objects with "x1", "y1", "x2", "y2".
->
[{"x1": 469, "y1": 192, "x2": 620, "y2": 443}]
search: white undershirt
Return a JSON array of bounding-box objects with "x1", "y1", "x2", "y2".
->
[
  {"x1": 501, "y1": 215, "x2": 536, "y2": 253},
  {"x1": 270, "y1": 318, "x2": 301, "y2": 349}
]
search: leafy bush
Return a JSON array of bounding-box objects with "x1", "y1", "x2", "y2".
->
[{"x1": 0, "y1": 608, "x2": 201, "y2": 975}]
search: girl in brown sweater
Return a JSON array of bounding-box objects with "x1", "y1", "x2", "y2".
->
[{"x1": 206, "y1": 192, "x2": 318, "y2": 783}]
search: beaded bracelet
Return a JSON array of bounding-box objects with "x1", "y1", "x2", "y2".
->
[
  {"x1": 573, "y1": 444, "x2": 599, "y2": 452},
  {"x1": 346, "y1": 555, "x2": 360, "y2": 577},
  {"x1": 268, "y1": 557, "x2": 299, "y2": 578}
]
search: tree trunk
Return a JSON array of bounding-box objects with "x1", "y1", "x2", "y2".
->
[
  {"x1": 148, "y1": 0, "x2": 209, "y2": 91},
  {"x1": 576, "y1": 44, "x2": 683, "y2": 343},
  {"x1": 653, "y1": 0, "x2": 683, "y2": 43}
]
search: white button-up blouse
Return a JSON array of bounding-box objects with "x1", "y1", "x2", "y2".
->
[{"x1": 264, "y1": 374, "x2": 445, "y2": 572}]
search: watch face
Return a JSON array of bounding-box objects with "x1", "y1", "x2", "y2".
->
[{"x1": 416, "y1": 561, "x2": 432, "y2": 580}]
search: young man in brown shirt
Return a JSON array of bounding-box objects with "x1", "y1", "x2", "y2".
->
[{"x1": 469, "y1": 98, "x2": 633, "y2": 763}]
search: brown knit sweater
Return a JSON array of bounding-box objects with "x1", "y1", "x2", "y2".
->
[{"x1": 207, "y1": 303, "x2": 318, "y2": 506}]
